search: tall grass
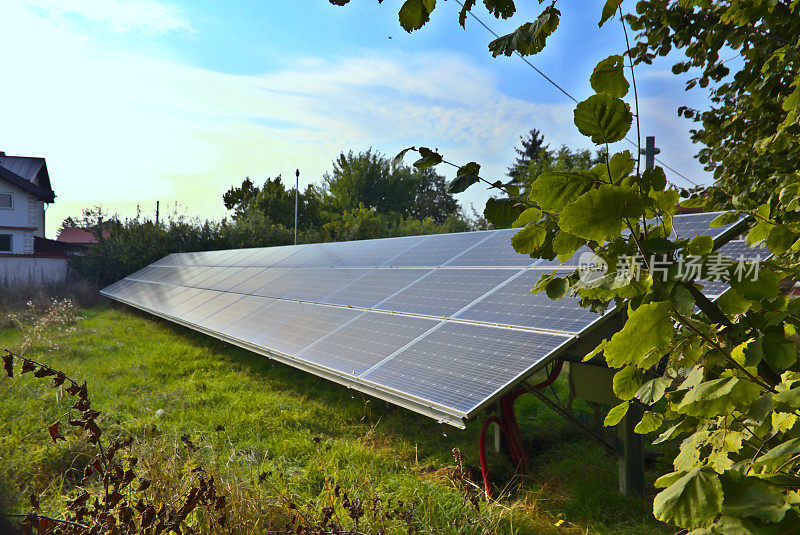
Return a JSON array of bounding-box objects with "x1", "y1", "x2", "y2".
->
[{"x1": 0, "y1": 303, "x2": 670, "y2": 534}]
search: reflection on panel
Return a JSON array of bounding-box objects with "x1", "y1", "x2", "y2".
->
[
  {"x1": 377, "y1": 269, "x2": 516, "y2": 317},
  {"x1": 386, "y1": 231, "x2": 491, "y2": 267},
  {"x1": 671, "y1": 211, "x2": 743, "y2": 240},
  {"x1": 254, "y1": 268, "x2": 368, "y2": 302},
  {"x1": 446, "y1": 229, "x2": 535, "y2": 267},
  {"x1": 180, "y1": 292, "x2": 244, "y2": 324},
  {"x1": 256, "y1": 305, "x2": 361, "y2": 356},
  {"x1": 324, "y1": 269, "x2": 431, "y2": 308},
  {"x1": 223, "y1": 299, "x2": 309, "y2": 342},
  {"x1": 200, "y1": 295, "x2": 276, "y2": 333},
  {"x1": 229, "y1": 268, "x2": 293, "y2": 294},
  {"x1": 297, "y1": 312, "x2": 439, "y2": 375},
  {"x1": 361, "y1": 323, "x2": 569, "y2": 414},
  {"x1": 335, "y1": 235, "x2": 426, "y2": 267},
  {"x1": 456, "y1": 270, "x2": 603, "y2": 334}
]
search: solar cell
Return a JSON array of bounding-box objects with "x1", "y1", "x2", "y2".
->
[
  {"x1": 386, "y1": 231, "x2": 492, "y2": 267},
  {"x1": 377, "y1": 269, "x2": 515, "y2": 317},
  {"x1": 671, "y1": 211, "x2": 744, "y2": 240},
  {"x1": 180, "y1": 292, "x2": 244, "y2": 324},
  {"x1": 195, "y1": 267, "x2": 247, "y2": 290},
  {"x1": 253, "y1": 268, "x2": 369, "y2": 302},
  {"x1": 297, "y1": 312, "x2": 439, "y2": 375},
  {"x1": 222, "y1": 299, "x2": 309, "y2": 342},
  {"x1": 256, "y1": 304, "x2": 361, "y2": 356},
  {"x1": 361, "y1": 322, "x2": 570, "y2": 414},
  {"x1": 445, "y1": 229, "x2": 535, "y2": 267},
  {"x1": 324, "y1": 269, "x2": 432, "y2": 308},
  {"x1": 456, "y1": 270, "x2": 602, "y2": 334},
  {"x1": 165, "y1": 289, "x2": 222, "y2": 318},
  {"x1": 335, "y1": 235, "x2": 427, "y2": 267},
  {"x1": 229, "y1": 267, "x2": 294, "y2": 294},
  {"x1": 200, "y1": 295, "x2": 276, "y2": 333}
]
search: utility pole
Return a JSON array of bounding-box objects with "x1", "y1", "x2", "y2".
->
[
  {"x1": 294, "y1": 169, "x2": 299, "y2": 245},
  {"x1": 155, "y1": 200, "x2": 159, "y2": 225},
  {"x1": 641, "y1": 136, "x2": 660, "y2": 170}
]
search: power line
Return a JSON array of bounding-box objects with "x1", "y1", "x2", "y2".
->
[{"x1": 452, "y1": 0, "x2": 702, "y2": 188}]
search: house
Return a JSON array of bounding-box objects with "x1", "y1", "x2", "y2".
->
[{"x1": 0, "y1": 151, "x2": 72, "y2": 285}]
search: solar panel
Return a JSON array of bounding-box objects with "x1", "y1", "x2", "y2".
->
[
  {"x1": 102, "y1": 213, "x2": 744, "y2": 428},
  {"x1": 456, "y1": 270, "x2": 602, "y2": 334},
  {"x1": 360, "y1": 323, "x2": 571, "y2": 414},
  {"x1": 296, "y1": 312, "x2": 439, "y2": 375}
]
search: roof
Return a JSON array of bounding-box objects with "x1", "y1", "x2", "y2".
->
[
  {"x1": 0, "y1": 152, "x2": 55, "y2": 203},
  {"x1": 33, "y1": 236, "x2": 85, "y2": 258},
  {"x1": 57, "y1": 227, "x2": 98, "y2": 245}
]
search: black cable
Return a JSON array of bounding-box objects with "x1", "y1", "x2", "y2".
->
[{"x1": 452, "y1": 0, "x2": 703, "y2": 187}]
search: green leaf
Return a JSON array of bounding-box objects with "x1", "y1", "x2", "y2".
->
[
  {"x1": 552, "y1": 232, "x2": 585, "y2": 260},
  {"x1": 511, "y1": 224, "x2": 547, "y2": 254},
  {"x1": 447, "y1": 162, "x2": 481, "y2": 194},
  {"x1": 653, "y1": 468, "x2": 723, "y2": 529},
  {"x1": 529, "y1": 170, "x2": 596, "y2": 212},
  {"x1": 613, "y1": 365, "x2": 643, "y2": 400},
  {"x1": 685, "y1": 235, "x2": 714, "y2": 256},
  {"x1": 747, "y1": 221, "x2": 775, "y2": 244},
  {"x1": 762, "y1": 333, "x2": 798, "y2": 371},
  {"x1": 484, "y1": 197, "x2": 525, "y2": 229},
  {"x1": 634, "y1": 411, "x2": 663, "y2": 434},
  {"x1": 655, "y1": 470, "x2": 686, "y2": 489},
  {"x1": 511, "y1": 207, "x2": 542, "y2": 228},
  {"x1": 670, "y1": 284, "x2": 695, "y2": 317},
  {"x1": 457, "y1": 0, "x2": 476, "y2": 27},
  {"x1": 393, "y1": 147, "x2": 415, "y2": 166},
  {"x1": 599, "y1": 0, "x2": 623, "y2": 27},
  {"x1": 399, "y1": 0, "x2": 435, "y2": 32},
  {"x1": 482, "y1": 0, "x2": 515, "y2": 19},
  {"x1": 605, "y1": 301, "x2": 674, "y2": 368},
  {"x1": 413, "y1": 147, "x2": 442, "y2": 169},
  {"x1": 604, "y1": 401, "x2": 629, "y2": 426},
  {"x1": 590, "y1": 55, "x2": 629, "y2": 98},
  {"x1": 545, "y1": 278, "x2": 569, "y2": 300},
  {"x1": 717, "y1": 288, "x2": 753, "y2": 316},
  {"x1": 601, "y1": 150, "x2": 635, "y2": 184},
  {"x1": 721, "y1": 471, "x2": 793, "y2": 523},
  {"x1": 642, "y1": 167, "x2": 668, "y2": 191},
  {"x1": 680, "y1": 197, "x2": 707, "y2": 209},
  {"x1": 636, "y1": 376, "x2": 672, "y2": 404},
  {"x1": 675, "y1": 377, "x2": 762, "y2": 418},
  {"x1": 766, "y1": 225, "x2": 794, "y2": 255},
  {"x1": 488, "y1": 6, "x2": 560, "y2": 57},
  {"x1": 583, "y1": 339, "x2": 607, "y2": 362},
  {"x1": 573, "y1": 93, "x2": 633, "y2": 144},
  {"x1": 754, "y1": 438, "x2": 800, "y2": 471},
  {"x1": 559, "y1": 185, "x2": 647, "y2": 242},
  {"x1": 730, "y1": 269, "x2": 783, "y2": 300},
  {"x1": 782, "y1": 83, "x2": 800, "y2": 112},
  {"x1": 710, "y1": 211, "x2": 740, "y2": 227}
]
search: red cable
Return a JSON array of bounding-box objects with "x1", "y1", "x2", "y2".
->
[{"x1": 479, "y1": 361, "x2": 564, "y2": 499}]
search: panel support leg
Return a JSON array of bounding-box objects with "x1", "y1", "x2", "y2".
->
[{"x1": 618, "y1": 403, "x2": 644, "y2": 496}]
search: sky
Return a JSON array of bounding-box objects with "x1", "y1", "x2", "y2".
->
[{"x1": 1, "y1": 0, "x2": 718, "y2": 238}]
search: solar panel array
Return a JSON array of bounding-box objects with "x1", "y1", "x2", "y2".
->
[{"x1": 101, "y1": 212, "x2": 745, "y2": 427}]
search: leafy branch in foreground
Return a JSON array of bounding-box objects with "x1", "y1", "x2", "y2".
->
[{"x1": 330, "y1": 0, "x2": 800, "y2": 532}]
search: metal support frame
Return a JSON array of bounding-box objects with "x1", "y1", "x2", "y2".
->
[{"x1": 618, "y1": 402, "x2": 645, "y2": 496}]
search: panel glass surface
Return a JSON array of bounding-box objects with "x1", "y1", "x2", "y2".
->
[
  {"x1": 166, "y1": 289, "x2": 222, "y2": 318},
  {"x1": 717, "y1": 240, "x2": 770, "y2": 261},
  {"x1": 253, "y1": 268, "x2": 368, "y2": 302},
  {"x1": 334, "y1": 235, "x2": 427, "y2": 267},
  {"x1": 386, "y1": 231, "x2": 492, "y2": 267},
  {"x1": 361, "y1": 323, "x2": 570, "y2": 414},
  {"x1": 228, "y1": 268, "x2": 293, "y2": 294},
  {"x1": 324, "y1": 269, "x2": 431, "y2": 308},
  {"x1": 297, "y1": 312, "x2": 439, "y2": 375},
  {"x1": 256, "y1": 304, "x2": 362, "y2": 356},
  {"x1": 377, "y1": 269, "x2": 516, "y2": 317},
  {"x1": 445, "y1": 229, "x2": 535, "y2": 267},
  {"x1": 222, "y1": 299, "x2": 309, "y2": 342},
  {"x1": 195, "y1": 267, "x2": 246, "y2": 290},
  {"x1": 202, "y1": 266, "x2": 265, "y2": 292},
  {"x1": 671, "y1": 211, "x2": 743, "y2": 240},
  {"x1": 456, "y1": 270, "x2": 603, "y2": 333},
  {"x1": 180, "y1": 292, "x2": 244, "y2": 324},
  {"x1": 200, "y1": 295, "x2": 276, "y2": 333}
]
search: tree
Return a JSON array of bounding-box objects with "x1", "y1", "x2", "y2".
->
[
  {"x1": 223, "y1": 176, "x2": 323, "y2": 232},
  {"x1": 324, "y1": 149, "x2": 460, "y2": 222},
  {"x1": 330, "y1": 0, "x2": 800, "y2": 532},
  {"x1": 506, "y1": 128, "x2": 548, "y2": 182},
  {"x1": 627, "y1": 1, "x2": 800, "y2": 209}
]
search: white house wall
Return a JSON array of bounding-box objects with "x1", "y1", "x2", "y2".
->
[{"x1": 0, "y1": 181, "x2": 45, "y2": 254}]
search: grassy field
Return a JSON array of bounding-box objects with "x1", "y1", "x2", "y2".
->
[{"x1": 0, "y1": 301, "x2": 672, "y2": 534}]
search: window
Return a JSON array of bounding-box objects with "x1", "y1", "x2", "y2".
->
[
  {"x1": 0, "y1": 234, "x2": 11, "y2": 252},
  {"x1": 0, "y1": 193, "x2": 11, "y2": 209}
]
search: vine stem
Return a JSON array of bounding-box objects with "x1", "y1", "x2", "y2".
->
[
  {"x1": 619, "y1": 7, "x2": 642, "y2": 179},
  {"x1": 439, "y1": 158, "x2": 536, "y2": 208}
]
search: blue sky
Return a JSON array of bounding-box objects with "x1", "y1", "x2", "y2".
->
[{"x1": 1, "y1": 0, "x2": 716, "y2": 237}]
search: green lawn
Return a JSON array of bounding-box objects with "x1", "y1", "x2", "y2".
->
[{"x1": 0, "y1": 303, "x2": 670, "y2": 534}]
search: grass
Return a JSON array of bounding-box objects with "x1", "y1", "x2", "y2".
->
[{"x1": 0, "y1": 301, "x2": 672, "y2": 534}]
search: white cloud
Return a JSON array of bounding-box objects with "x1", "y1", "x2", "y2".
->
[
  {"x1": 1, "y1": 0, "x2": 706, "y2": 237},
  {"x1": 23, "y1": 0, "x2": 191, "y2": 34}
]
